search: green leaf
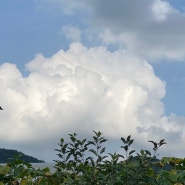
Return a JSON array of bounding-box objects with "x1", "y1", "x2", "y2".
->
[
  {"x1": 81, "y1": 139, "x2": 87, "y2": 145},
  {"x1": 159, "y1": 139, "x2": 167, "y2": 146},
  {"x1": 126, "y1": 135, "x2": 131, "y2": 142},
  {"x1": 60, "y1": 138, "x2": 64, "y2": 143},
  {"x1": 147, "y1": 167, "x2": 154, "y2": 176},
  {"x1": 96, "y1": 131, "x2": 102, "y2": 137},
  {"x1": 168, "y1": 170, "x2": 178, "y2": 182},
  {"x1": 13, "y1": 165, "x2": 24, "y2": 177},
  {"x1": 121, "y1": 145, "x2": 128, "y2": 152},
  {"x1": 100, "y1": 147, "x2": 106, "y2": 154},
  {"x1": 93, "y1": 136, "x2": 98, "y2": 142},
  {"x1": 148, "y1": 140, "x2": 157, "y2": 150},
  {"x1": 144, "y1": 150, "x2": 151, "y2": 156},
  {"x1": 100, "y1": 139, "x2": 107, "y2": 144},
  {"x1": 89, "y1": 149, "x2": 97, "y2": 156},
  {"x1": 121, "y1": 137, "x2": 126, "y2": 143},
  {"x1": 129, "y1": 150, "x2": 135, "y2": 156},
  {"x1": 128, "y1": 139, "x2": 134, "y2": 146}
]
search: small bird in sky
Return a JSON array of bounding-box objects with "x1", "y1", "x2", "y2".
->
[{"x1": 0, "y1": 106, "x2": 3, "y2": 110}]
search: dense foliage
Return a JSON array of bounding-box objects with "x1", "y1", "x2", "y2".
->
[
  {"x1": 0, "y1": 148, "x2": 44, "y2": 163},
  {"x1": 1, "y1": 131, "x2": 185, "y2": 184}
]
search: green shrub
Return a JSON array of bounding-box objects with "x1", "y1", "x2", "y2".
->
[
  {"x1": 1, "y1": 131, "x2": 185, "y2": 185},
  {"x1": 54, "y1": 131, "x2": 167, "y2": 185}
]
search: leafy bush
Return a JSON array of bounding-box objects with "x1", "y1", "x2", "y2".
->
[
  {"x1": 0, "y1": 156, "x2": 57, "y2": 185},
  {"x1": 1, "y1": 131, "x2": 185, "y2": 185},
  {"x1": 54, "y1": 131, "x2": 185, "y2": 185}
]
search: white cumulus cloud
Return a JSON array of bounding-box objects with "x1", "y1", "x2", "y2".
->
[
  {"x1": 1, "y1": 42, "x2": 185, "y2": 161},
  {"x1": 151, "y1": 0, "x2": 174, "y2": 21}
]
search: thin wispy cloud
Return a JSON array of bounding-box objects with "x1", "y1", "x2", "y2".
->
[{"x1": 48, "y1": 0, "x2": 185, "y2": 60}]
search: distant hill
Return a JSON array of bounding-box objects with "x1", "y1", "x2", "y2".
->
[{"x1": 0, "y1": 148, "x2": 44, "y2": 163}]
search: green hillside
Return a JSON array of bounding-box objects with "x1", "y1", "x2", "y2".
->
[{"x1": 0, "y1": 148, "x2": 44, "y2": 163}]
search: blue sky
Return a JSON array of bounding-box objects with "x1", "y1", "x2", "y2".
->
[
  {"x1": 0, "y1": 0, "x2": 69, "y2": 68},
  {"x1": 153, "y1": 61, "x2": 185, "y2": 116},
  {"x1": 1, "y1": 0, "x2": 185, "y2": 162}
]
